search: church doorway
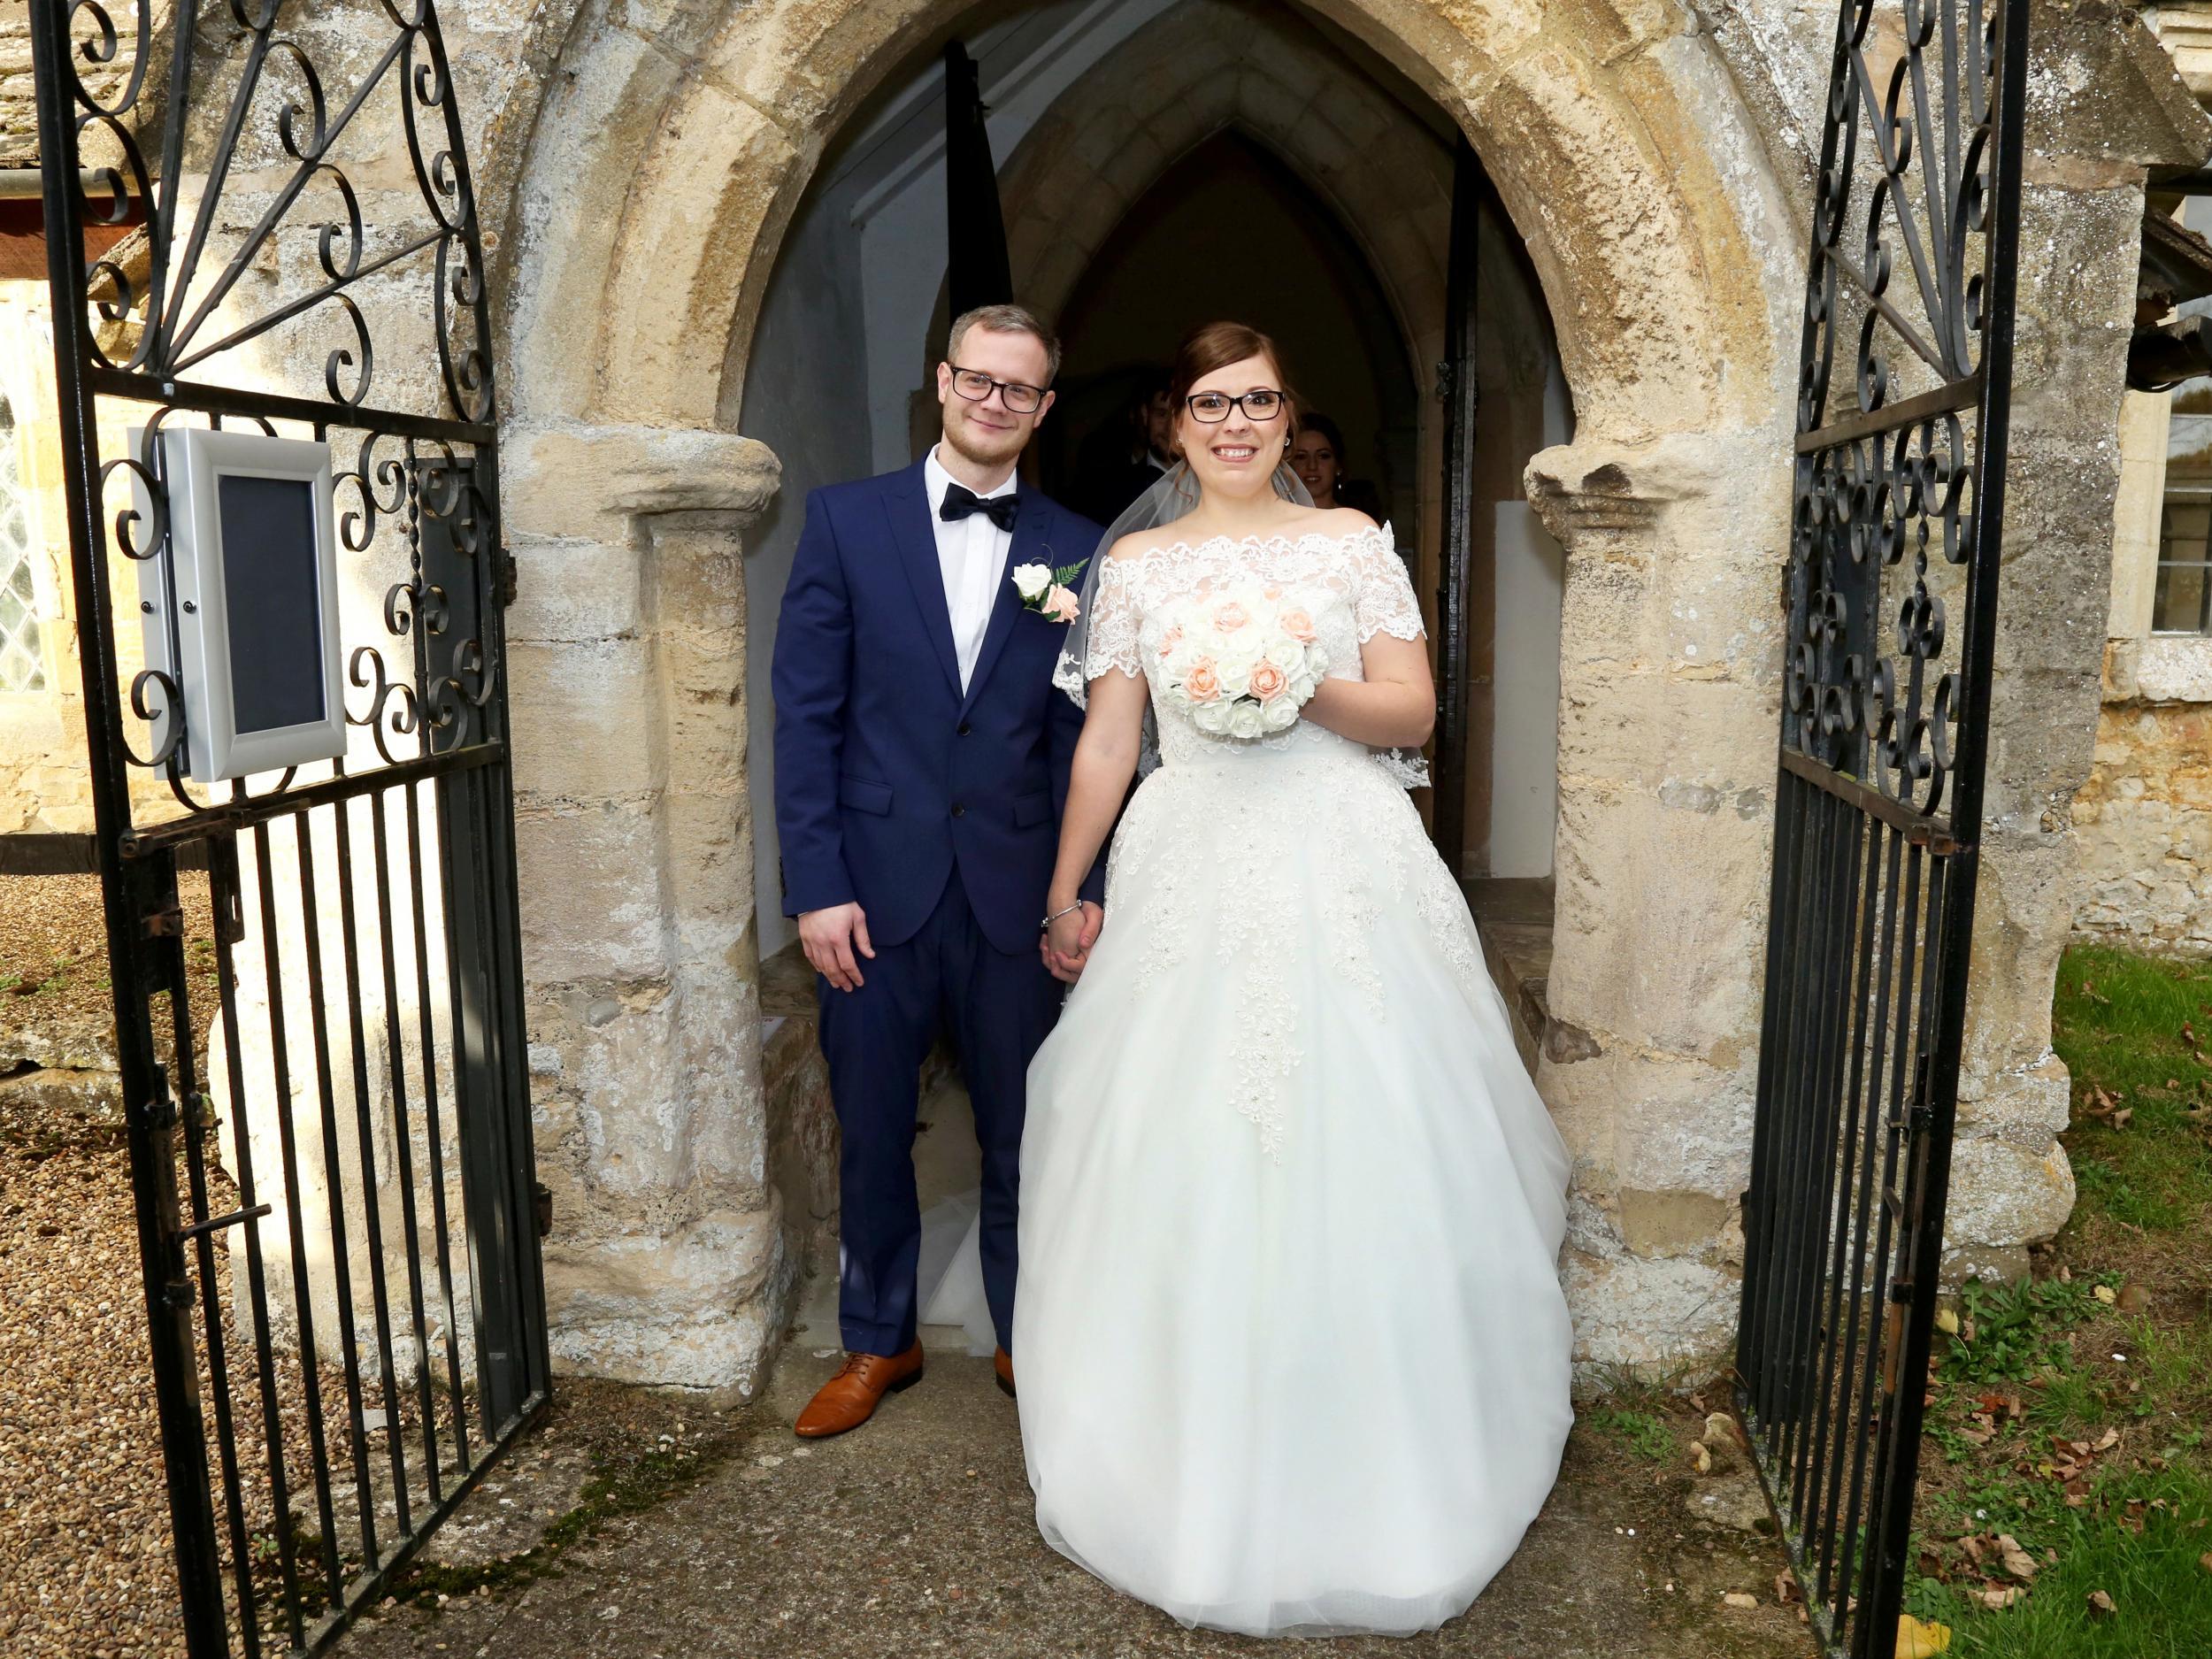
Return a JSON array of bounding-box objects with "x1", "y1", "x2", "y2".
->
[{"x1": 738, "y1": 0, "x2": 1573, "y2": 978}]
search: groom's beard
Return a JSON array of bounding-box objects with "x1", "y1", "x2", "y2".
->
[{"x1": 942, "y1": 403, "x2": 1031, "y2": 474}]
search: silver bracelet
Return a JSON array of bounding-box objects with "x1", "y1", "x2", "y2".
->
[{"x1": 1040, "y1": 900, "x2": 1085, "y2": 929}]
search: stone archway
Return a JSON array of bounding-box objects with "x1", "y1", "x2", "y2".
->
[{"x1": 494, "y1": 0, "x2": 1812, "y2": 1389}]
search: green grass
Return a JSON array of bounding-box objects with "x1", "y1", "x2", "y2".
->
[
  {"x1": 1904, "y1": 944, "x2": 2212, "y2": 1655},
  {"x1": 1908, "y1": 1463, "x2": 2212, "y2": 1658},
  {"x1": 1587, "y1": 1405, "x2": 1678, "y2": 1463}
]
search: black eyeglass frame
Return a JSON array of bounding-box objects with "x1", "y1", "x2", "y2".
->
[
  {"x1": 946, "y1": 364, "x2": 1049, "y2": 414},
  {"x1": 1183, "y1": 388, "x2": 1287, "y2": 423}
]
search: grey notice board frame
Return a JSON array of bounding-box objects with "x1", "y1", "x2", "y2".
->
[{"x1": 132, "y1": 426, "x2": 347, "y2": 783}]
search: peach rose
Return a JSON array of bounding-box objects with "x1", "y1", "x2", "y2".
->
[
  {"x1": 1248, "y1": 659, "x2": 1289, "y2": 703},
  {"x1": 1181, "y1": 658, "x2": 1223, "y2": 703},
  {"x1": 1279, "y1": 606, "x2": 1317, "y2": 643},
  {"x1": 1263, "y1": 584, "x2": 1283, "y2": 600},
  {"x1": 1211, "y1": 599, "x2": 1250, "y2": 632},
  {"x1": 1159, "y1": 623, "x2": 1184, "y2": 657},
  {"x1": 1044, "y1": 585, "x2": 1080, "y2": 624}
]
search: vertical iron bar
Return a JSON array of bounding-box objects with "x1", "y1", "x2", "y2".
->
[
  {"x1": 329, "y1": 786, "x2": 415, "y2": 1538},
  {"x1": 27, "y1": 6, "x2": 227, "y2": 1649},
  {"x1": 404, "y1": 780, "x2": 472, "y2": 1471},
  {"x1": 293, "y1": 811, "x2": 381, "y2": 1564},
  {"x1": 1738, "y1": 763, "x2": 1806, "y2": 1408},
  {"x1": 1797, "y1": 810, "x2": 1886, "y2": 1559},
  {"x1": 1832, "y1": 840, "x2": 1927, "y2": 1629},
  {"x1": 162, "y1": 905, "x2": 263, "y2": 1657},
  {"x1": 369, "y1": 783, "x2": 446, "y2": 1502},
  {"x1": 1816, "y1": 822, "x2": 1908, "y2": 1604},
  {"x1": 210, "y1": 828, "x2": 307, "y2": 1648},
  {"x1": 250, "y1": 819, "x2": 345, "y2": 1605}
]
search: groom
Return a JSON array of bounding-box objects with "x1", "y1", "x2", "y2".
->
[{"x1": 772, "y1": 303, "x2": 1105, "y2": 1438}]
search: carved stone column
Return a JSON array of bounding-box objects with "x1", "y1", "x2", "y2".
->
[
  {"x1": 1524, "y1": 433, "x2": 1790, "y2": 1368},
  {"x1": 502, "y1": 424, "x2": 790, "y2": 1395}
]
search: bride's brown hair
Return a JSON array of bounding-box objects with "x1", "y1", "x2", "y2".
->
[{"x1": 1166, "y1": 321, "x2": 1301, "y2": 457}]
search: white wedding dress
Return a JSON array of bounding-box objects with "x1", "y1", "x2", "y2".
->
[{"x1": 1011, "y1": 524, "x2": 1576, "y2": 1638}]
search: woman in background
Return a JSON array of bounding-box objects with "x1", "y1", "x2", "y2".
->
[{"x1": 1290, "y1": 411, "x2": 1386, "y2": 525}]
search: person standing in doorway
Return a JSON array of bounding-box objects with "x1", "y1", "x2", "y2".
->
[
  {"x1": 1290, "y1": 411, "x2": 1387, "y2": 526},
  {"x1": 772, "y1": 303, "x2": 1106, "y2": 1438}
]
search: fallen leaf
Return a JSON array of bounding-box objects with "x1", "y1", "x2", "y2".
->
[
  {"x1": 1775, "y1": 1570, "x2": 1803, "y2": 1606},
  {"x1": 2200, "y1": 1552, "x2": 2212, "y2": 1575},
  {"x1": 1936, "y1": 1307, "x2": 1960, "y2": 1336},
  {"x1": 2093, "y1": 1427, "x2": 2120, "y2": 1453},
  {"x1": 1690, "y1": 1440, "x2": 1712, "y2": 1474},
  {"x1": 2087, "y1": 1589, "x2": 2116, "y2": 1618},
  {"x1": 2116, "y1": 1282, "x2": 2151, "y2": 1314},
  {"x1": 2113, "y1": 1108, "x2": 2133, "y2": 1129},
  {"x1": 1896, "y1": 1613, "x2": 1953, "y2": 1656},
  {"x1": 1995, "y1": 1535, "x2": 2038, "y2": 1581},
  {"x1": 1724, "y1": 1591, "x2": 1759, "y2": 1609},
  {"x1": 2094, "y1": 1284, "x2": 2118, "y2": 1305},
  {"x1": 1978, "y1": 1586, "x2": 2024, "y2": 1609}
]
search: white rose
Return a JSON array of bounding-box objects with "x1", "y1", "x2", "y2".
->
[
  {"x1": 1263, "y1": 636, "x2": 1305, "y2": 669},
  {"x1": 1305, "y1": 644, "x2": 1330, "y2": 678},
  {"x1": 1227, "y1": 701, "x2": 1265, "y2": 740},
  {"x1": 1012, "y1": 563, "x2": 1052, "y2": 602},
  {"x1": 1216, "y1": 659, "x2": 1251, "y2": 698},
  {"x1": 1261, "y1": 698, "x2": 1300, "y2": 733},
  {"x1": 1193, "y1": 700, "x2": 1233, "y2": 734}
]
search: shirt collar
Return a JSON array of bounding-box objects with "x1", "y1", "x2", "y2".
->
[{"x1": 926, "y1": 445, "x2": 1018, "y2": 508}]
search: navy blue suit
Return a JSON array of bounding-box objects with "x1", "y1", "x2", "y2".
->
[{"x1": 772, "y1": 459, "x2": 1104, "y2": 1356}]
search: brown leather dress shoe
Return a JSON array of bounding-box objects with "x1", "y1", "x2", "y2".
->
[
  {"x1": 994, "y1": 1347, "x2": 1016, "y2": 1399},
  {"x1": 794, "y1": 1341, "x2": 924, "y2": 1439}
]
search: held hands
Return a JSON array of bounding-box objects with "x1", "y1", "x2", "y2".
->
[
  {"x1": 799, "y1": 902, "x2": 874, "y2": 992},
  {"x1": 1041, "y1": 902, "x2": 1103, "y2": 984}
]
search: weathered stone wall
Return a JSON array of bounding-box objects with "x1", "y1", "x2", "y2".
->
[
  {"x1": 2074, "y1": 12, "x2": 2212, "y2": 960},
  {"x1": 2078, "y1": 642, "x2": 2212, "y2": 952}
]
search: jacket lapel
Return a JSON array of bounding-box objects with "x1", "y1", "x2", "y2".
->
[
  {"x1": 882, "y1": 462, "x2": 962, "y2": 700},
  {"x1": 961, "y1": 490, "x2": 1046, "y2": 716}
]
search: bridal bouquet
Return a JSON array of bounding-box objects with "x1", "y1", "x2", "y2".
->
[{"x1": 1156, "y1": 585, "x2": 1330, "y2": 739}]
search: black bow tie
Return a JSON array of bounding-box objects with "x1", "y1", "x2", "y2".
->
[{"x1": 940, "y1": 482, "x2": 1018, "y2": 533}]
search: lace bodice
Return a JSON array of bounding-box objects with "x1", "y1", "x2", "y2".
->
[{"x1": 1058, "y1": 524, "x2": 1427, "y2": 775}]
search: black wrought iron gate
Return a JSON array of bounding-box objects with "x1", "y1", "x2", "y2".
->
[
  {"x1": 30, "y1": 3, "x2": 548, "y2": 1654},
  {"x1": 1734, "y1": 1, "x2": 2029, "y2": 1656}
]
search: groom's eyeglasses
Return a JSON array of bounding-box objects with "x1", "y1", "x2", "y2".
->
[
  {"x1": 949, "y1": 365, "x2": 1048, "y2": 414},
  {"x1": 1185, "y1": 389, "x2": 1285, "y2": 422}
]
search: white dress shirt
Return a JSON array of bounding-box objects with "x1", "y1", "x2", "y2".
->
[{"x1": 924, "y1": 445, "x2": 1017, "y2": 694}]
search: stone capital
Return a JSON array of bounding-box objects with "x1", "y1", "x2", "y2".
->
[
  {"x1": 1523, "y1": 433, "x2": 1737, "y2": 552},
  {"x1": 505, "y1": 421, "x2": 783, "y2": 541}
]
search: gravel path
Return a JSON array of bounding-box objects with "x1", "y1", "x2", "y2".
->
[{"x1": 0, "y1": 1089, "x2": 189, "y2": 1657}]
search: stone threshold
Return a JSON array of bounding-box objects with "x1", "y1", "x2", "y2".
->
[{"x1": 1463, "y1": 875, "x2": 1556, "y2": 1072}]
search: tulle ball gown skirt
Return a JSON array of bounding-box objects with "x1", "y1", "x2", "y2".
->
[{"x1": 1013, "y1": 746, "x2": 1577, "y2": 1638}]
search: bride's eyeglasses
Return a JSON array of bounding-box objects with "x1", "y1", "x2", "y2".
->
[
  {"x1": 1185, "y1": 389, "x2": 1286, "y2": 423},
  {"x1": 949, "y1": 365, "x2": 1048, "y2": 414}
]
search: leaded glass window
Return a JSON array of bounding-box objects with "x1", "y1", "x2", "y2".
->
[
  {"x1": 0, "y1": 396, "x2": 45, "y2": 693},
  {"x1": 2155, "y1": 490, "x2": 2212, "y2": 636}
]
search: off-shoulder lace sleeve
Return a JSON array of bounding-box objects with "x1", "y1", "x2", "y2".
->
[
  {"x1": 1084, "y1": 554, "x2": 1145, "y2": 680},
  {"x1": 1351, "y1": 525, "x2": 1425, "y2": 643}
]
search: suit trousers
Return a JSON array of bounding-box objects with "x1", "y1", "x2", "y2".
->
[{"x1": 816, "y1": 868, "x2": 1064, "y2": 1356}]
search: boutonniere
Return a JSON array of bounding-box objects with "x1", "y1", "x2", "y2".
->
[{"x1": 1012, "y1": 552, "x2": 1088, "y2": 624}]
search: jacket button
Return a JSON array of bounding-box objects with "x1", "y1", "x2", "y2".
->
[
  {"x1": 951, "y1": 803, "x2": 966, "y2": 818},
  {"x1": 956, "y1": 721, "x2": 972, "y2": 736}
]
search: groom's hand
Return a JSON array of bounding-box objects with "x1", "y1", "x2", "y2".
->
[
  {"x1": 800, "y1": 902, "x2": 874, "y2": 992},
  {"x1": 1042, "y1": 902, "x2": 1104, "y2": 984}
]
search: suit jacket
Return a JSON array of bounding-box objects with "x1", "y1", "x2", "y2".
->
[{"x1": 772, "y1": 460, "x2": 1108, "y2": 956}]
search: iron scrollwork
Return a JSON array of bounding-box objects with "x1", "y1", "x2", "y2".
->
[
  {"x1": 1786, "y1": 0, "x2": 2000, "y2": 826},
  {"x1": 49, "y1": 0, "x2": 506, "y2": 807}
]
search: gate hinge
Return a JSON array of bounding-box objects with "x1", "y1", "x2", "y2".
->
[
  {"x1": 142, "y1": 899, "x2": 184, "y2": 939},
  {"x1": 534, "y1": 1180, "x2": 553, "y2": 1239},
  {"x1": 137, "y1": 1092, "x2": 180, "y2": 1131},
  {"x1": 498, "y1": 548, "x2": 519, "y2": 609}
]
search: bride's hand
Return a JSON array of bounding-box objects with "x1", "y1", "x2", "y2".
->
[{"x1": 1043, "y1": 902, "x2": 1103, "y2": 984}]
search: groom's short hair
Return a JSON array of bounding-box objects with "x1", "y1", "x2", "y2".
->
[{"x1": 948, "y1": 303, "x2": 1062, "y2": 384}]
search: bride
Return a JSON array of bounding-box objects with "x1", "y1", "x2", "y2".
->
[{"x1": 1010, "y1": 321, "x2": 1576, "y2": 1637}]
